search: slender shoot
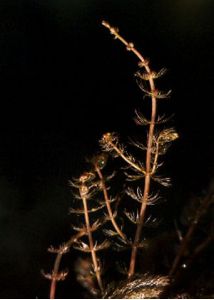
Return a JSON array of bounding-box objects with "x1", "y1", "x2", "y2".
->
[{"x1": 102, "y1": 20, "x2": 158, "y2": 278}]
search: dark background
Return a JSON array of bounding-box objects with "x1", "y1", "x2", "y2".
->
[{"x1": 0, "y1": 0, "x2": 213, "y2": 298}]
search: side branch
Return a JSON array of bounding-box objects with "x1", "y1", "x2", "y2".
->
[
  {"x1": 101, "y1": 133, "x2": 145, "y2": 175},
  {"x1": 48, "y1": 231, "x2": 86, "y2": 299},
  {"x1": 94, "y1": 161, "x2": 127, "y2": 242}
]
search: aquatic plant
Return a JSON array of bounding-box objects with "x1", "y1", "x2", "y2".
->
[{"x1": 42, "y1": 21, "x2": 213, "y2": 299}]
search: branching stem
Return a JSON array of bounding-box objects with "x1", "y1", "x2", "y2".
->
[
  {"x1": 102, "y1": 21, "x2": 157, "y2": 278},
  {"x1": 108, "y1": 140, "x2": 146, "y2": 175},
  {"x1": 49, "y1": 231, "x2": 86, "y2": 299}
]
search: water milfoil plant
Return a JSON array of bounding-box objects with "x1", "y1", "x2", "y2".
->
[
  {"x1": 101, "y1": 20, "x2": 178, "y2": 278},
  {"x1": 42, "y1": 21, "x2": 214, "y2": 299}
]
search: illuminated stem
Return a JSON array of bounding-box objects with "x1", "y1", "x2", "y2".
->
[
  {"x1": 109, "y1": 141, "x2": 146, "y2": 175},
  {"x1": 95, "y1": 164, "x2": 127, "y2": 242},
  {"x1": 81, "y1": 190, "x2": 104, "y2": 294},
  {"x1": 49, "y1": 231, "x2": 86, "y2": 299},
  {"x1": 102, "y1": 21, "x2": 157, "y2": 278}
]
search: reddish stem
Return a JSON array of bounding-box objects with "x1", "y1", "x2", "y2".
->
[{"x1": 102, "y1": 21, "x2": 157, "y2": 277}]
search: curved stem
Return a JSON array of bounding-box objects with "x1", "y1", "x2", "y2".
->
[
  {"x1": 102, "y1": 21, "x2": 157, "y2": 278},
  {"x1": 49, "y1": 231, "x2": 86, "y2": 299}
]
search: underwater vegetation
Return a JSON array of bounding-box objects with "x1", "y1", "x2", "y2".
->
[{"x1": 42, "y1": 21, "x2": 213, "y2": 299}]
